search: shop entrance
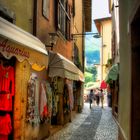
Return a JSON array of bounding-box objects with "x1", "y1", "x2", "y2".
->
[
  {"x1": 0, "y1": 54, "x2": 16, "y2": 140},
  {"x1": 131, "y1": 6, "x2": 140, "y2": 140}
]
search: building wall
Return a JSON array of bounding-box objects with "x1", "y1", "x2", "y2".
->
[
  {"x1": 111, "y1": 0, "x2": 120, "y2": 63},
  {"x1": 0, "y1": 0, "x2": 34, "y2": 33},
  {"x1": 36, "y1": 0, "x2": 73, "y2": 61},
  {"x1": 118, "y1": 0, "x2": 131, "y2": 139},
  {"x1": 15, "y1": 60, "x2": 31, "y2": 140},
  {"x1": 102, "y1": 19, "x2": 112, "y2": 80},
  {"x1": 73, "y1": 0, "x2": 84, "y2": 67}
]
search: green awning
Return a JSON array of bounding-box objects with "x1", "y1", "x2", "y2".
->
[{"x1": 105, "y1": 64, "x2": 119, "y2": 83}]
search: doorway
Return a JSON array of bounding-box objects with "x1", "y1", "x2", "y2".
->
[{"x1": 131, "y1": 6, "x2": 140, "y2": 140}]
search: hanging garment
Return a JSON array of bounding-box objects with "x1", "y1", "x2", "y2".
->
[
  {"x1": 34, "y1": 80, "x2": 40, "y2": 125},
  {"x1": 46, "y1": 82, "x2": 52, "y2": 118},
  {"x1": 0, "y1": 114, "x2": 12, "y2": 135},
  {"x1": 0, "y1": 135, "x2": 8, "y2": 140},
  {"x1": 0, "y1": 93, "x2": 12, "y2": 111},
  {"x1": 63, "y1": 84, "x2": 70, "y2": 114},
  {"x1": 39, "y1": 83, "x2": 48, "y2": 118},
  {"x1": 26, "y1": 76, "x2": 40, "y2": 125},
  {"x1": 67, "y1": 83, "x2": 74, "y2": 111},
  {"x1": 0, "y1": 65, "x2": 15, "y2": 96}
]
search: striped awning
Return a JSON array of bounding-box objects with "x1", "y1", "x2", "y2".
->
[{"x1": 48, "y1": 51, "x2": 84, "y2": 81}]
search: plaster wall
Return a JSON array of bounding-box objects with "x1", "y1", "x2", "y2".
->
[
  {"x1": 102, "y1": 19, "x2": 112, "y2": 80},
  {"x1": 0, "y1": 0, "x2": 34, "y2": 33},
  {"x1": 74, "y1": 0, "x2": 84, "y2": 66},
  {"x1": 36, "y1": 0, "x2": 73, "y2": 61},
  {"x1": 118, "y1": 0, "x2": 131, "y2": 139}
]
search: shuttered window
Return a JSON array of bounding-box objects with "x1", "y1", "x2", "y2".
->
[{"x1": 57, "y1": 0, "x2": 71, "y2": 40}]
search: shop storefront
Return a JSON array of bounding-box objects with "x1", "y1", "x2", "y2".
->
[
  {"x1": 0, "y1": 17, "x2": 49, "y2": 140},
  {"x1": 105, "y1": 63, "x2": 119, "y2": 119},
  {"x1": 48, "y1": 51, "x2": 84, "y2": 125}
]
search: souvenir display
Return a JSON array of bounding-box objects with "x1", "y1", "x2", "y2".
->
[{"x1": 0, "y1": 59, "x2": 15, "y2": 140}]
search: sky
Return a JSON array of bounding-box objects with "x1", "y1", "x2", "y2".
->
[
  {"x1": 86, "y1": 0, "x2": 111, "y2": 51},
  {"x1": 85, "y1": 0, "x2": 111, "y2": 65},
  {"x1": 92, "y1": 0, "x2": 111, "y2": 20}
]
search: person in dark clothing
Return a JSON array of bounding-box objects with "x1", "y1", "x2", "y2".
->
[
  {"x1": 95, "y1": 90, "x2": 100, "y2": 106},
  {"x1": 107, "y1": 92, "x2": 112, "y2": 107},
  {"x1": 89, "y1": 89, "x2": 94, "y2": 109}
]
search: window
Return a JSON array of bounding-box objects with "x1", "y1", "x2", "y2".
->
[
  {"x1": 42, "y1": 0, "x2": 50, "y2": 20},
  {"x1": 57, "y1": 0, "x2": 71, "y2": 40}
]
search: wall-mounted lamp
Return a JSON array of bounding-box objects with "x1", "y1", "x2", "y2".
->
[
  {"x1": 45, "y1": 32, "x2": 58, "y2": 50},
  {"x1": 93, "y1": 35, "x2": 106, "y2": 47},
  {"x1": 93, "y1": 34, "x2": 101, "y2": 38},
  {"x1": 71, "y1": 32, "x2": 99, "y2": 39}
]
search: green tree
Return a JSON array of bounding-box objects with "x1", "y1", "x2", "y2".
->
[
  {"x1": 85, "y1": 66, "x2": 97, "y2": 82},
  {"x1": 84, "y1": 72, "x2": 93, "y2": 83}
]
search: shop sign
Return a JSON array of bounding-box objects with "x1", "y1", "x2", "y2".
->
[
  {"x1": 0, "y1": 37, "x2": 48, "y2": 68},
  {"x1": 0, "y1": 39, "x2": 30, "y2": 58}
]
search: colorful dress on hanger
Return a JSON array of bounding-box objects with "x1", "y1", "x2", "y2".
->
[{"x1": 26, "y1": 77, "x2": 40, "y2": 125}]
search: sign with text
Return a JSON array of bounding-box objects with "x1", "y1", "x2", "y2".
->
[{"x1": 0, "y1": 36, "x2": 48, "y2": 67}]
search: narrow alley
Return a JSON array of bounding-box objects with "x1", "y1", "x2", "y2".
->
[
  {"x1": 46, "y1": 103, "x2": 118, "y2": 140},
  {"x1": 1, "y1": 0, "x2": 139, "y2": 139}
]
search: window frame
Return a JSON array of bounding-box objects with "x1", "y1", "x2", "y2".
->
[{"x1": 57, "y1": 0, "x2": 71, "y2": 40}]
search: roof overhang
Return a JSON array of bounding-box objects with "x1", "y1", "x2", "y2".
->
[
  {"x1": 83, "y1": 0, "x2": 92, "y2": 32},
  {"x1": 94, "y1": 17, "x2": 112, "y2": 35}
]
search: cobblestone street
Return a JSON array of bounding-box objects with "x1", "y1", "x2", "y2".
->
[{"x1": 46, "y1": 103, "x2": 118, "y2": 140}]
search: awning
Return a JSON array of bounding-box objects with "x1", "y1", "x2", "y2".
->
[
  {"x1": 105, "y1": 64, "x2": 119, "y2": 83},
  {"x1": 48, "y1": 51, "x2": 84, "y2": 81},
  {"x1": 0, "y1": 17, "x2": 48, "y2": 68},
  {"x1": 78, "y1": 69, "x2": 85, "y2": 82}
]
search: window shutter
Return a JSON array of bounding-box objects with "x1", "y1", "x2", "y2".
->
[{"x1": 66, "y1": 3, "x2": 71, "y2": 40}]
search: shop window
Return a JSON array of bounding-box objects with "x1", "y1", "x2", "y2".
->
[
  {"x1": 0, "y1": 5, "x2": 15, "y2": 23},
  {"x1": 57, "y1": 0, "x2": 71, "y2": 40}
]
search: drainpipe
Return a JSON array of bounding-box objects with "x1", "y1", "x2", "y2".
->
[
  {"x1": 82, "y1": 0, "x2": 85, "y2": 72},
  {"x1": 33, "y1": 0, "x2": 37, "y2": 36}
]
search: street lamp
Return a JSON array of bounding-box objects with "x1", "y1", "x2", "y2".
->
[{"x1": 45, "y1": 32, "x2": 58, "y2": 50}]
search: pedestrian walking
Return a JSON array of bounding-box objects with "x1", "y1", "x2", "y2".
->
[
  {"x1": 95, "y1": 89, "x2": 100, "y2": 106},
  {"x1": 100, "y1": 89, "x2": 104, "y2": 108},
  {"x1": 89, "y1": 89, "x2": 94, "y2": 109},
  {"x1": 107, "y1": 92, "x2": 112, "y2": 107}
]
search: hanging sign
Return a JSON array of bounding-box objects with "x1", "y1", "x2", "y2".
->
[
  {"x1": 0, "y1": 39, "x2": 30, "y2": 59},
  {"x1": 0, "y1": 37, "x2": 48, "y2": 68}
]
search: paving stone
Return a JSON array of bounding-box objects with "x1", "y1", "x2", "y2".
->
[{"x1": 45, "y1": 103, "x2": 118, "y2": 140}]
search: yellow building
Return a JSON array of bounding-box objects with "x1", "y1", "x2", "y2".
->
[{"x1": 94, "y1": 17, "x2": 112, "y2": 81}]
